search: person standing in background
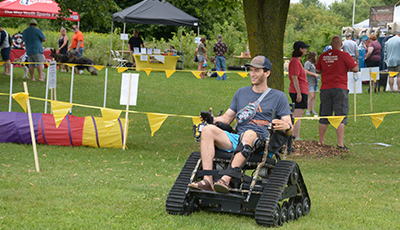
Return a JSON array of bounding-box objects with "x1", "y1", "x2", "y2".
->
[
  {"x1": 213, "y1": 35, "x2": 228, "y2": 81},
  {"x1": 364, "y1": 34, "x2": 381, "y2": 92},
  {"x1": 57, "y1": 27, "x2": 69, "y2": 72},
  {"x1": 195, "y1": 37, "x2": 207, "y2": 79},
  {"x1": 342, "y1": 33, "x2": 359, "y2": 63},
  {"x1": 288, "y1": 41, "x2": 310, "y2": 140},
  {"x1": 304, "y1": 51, "x2": 319, "y2": 116},
  {"x1": 69, "y1": 25, "x2": 84, "y2": 74},
  {"x1": 385, "y1": 31, "x2": 400, "y2": 93},
  {"x1": 128, "y1": 30, "x2": 145, "y2": 65},
  {"x1": 22, "y1": 19, "x2": 46, "y2": 81},
  {"x1": 316, "y1": 36, "x2": 359, "y2": 150},
  {"x1": 0, "y1": 24, "x2": 11, "y2": 76}
]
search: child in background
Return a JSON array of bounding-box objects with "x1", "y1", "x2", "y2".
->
[
  {"x1": 304, "y1": 51, "x2": 319, "y2": 116},
  {"x1": 207, "y1": 56, "x2": 218, "y2": 77}
]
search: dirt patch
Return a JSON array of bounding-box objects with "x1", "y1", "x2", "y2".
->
[{"x1": 288, "y1": 140, "x2": 343, "y2": 158}]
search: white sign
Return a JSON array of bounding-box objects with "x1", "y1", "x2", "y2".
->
[
  {"x1": 140, "y1": 55, "x2": 148, "y2": 61},
  {"x1": 120, "y1": 73, "x2": 139, "y2": 106},
  {"x1": 120, "y1": 33, "x2": 129, "y2": 40},
  {"x1": 195, "y1": 37, "x2": 201, "y2": 43},
  {"x1": 154, "y1": 49, "x2": 161, "y2": 54},
  {"x1": 141, "y1": 48, "x2": 147, "y2": 55},
  {"x1": 348, "y1": 72, "x2": 362, "y2": 94},
  {"x1": 360, "y1": 67, "x2": 380, "y2": 81},
  {"x1": 133, "y1": 47, "x2": 140, "y2": 54},
  {"x1": 147, "y1": 48, "x2": 153, "y2": 55},
  {"x1": 48, "y1": 61, "x2": 57, "y2": 89}
]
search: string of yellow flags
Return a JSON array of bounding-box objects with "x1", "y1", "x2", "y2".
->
[{"x1": 5, "y1": 93, "x2": 400, "y2": 137}]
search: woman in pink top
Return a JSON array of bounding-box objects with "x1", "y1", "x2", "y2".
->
[{"x1": 289, "y1": 41, "x2": 310, "y2": 140}]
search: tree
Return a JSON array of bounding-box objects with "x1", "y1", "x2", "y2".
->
[{"x1": 243, "y1": 0, "x2": 290, "y2": 91}]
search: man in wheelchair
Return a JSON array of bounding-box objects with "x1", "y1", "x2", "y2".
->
[{"x1": 188, "y1": 55, "x2": 293, "y2": 193}]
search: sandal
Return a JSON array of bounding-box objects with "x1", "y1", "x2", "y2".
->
[
  {"x1": 188, "y1": 179, "x2": 213, "y2": 191},
  {"x1": 213, "y1": 179, "x2": 231, "y2": 193}
]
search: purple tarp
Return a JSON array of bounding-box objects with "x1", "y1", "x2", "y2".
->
[{"x1": 0, "y1": 111, "x2": 42, "y2": 144}]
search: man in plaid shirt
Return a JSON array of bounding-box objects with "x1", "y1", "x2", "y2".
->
[{"x1": 213, "y1": 35, "x2": 228, "y2": 80}]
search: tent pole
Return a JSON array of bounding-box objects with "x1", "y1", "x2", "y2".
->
[
  {"x1": 122, "y1": 23, "x2": 126, "y2": 57},
  {"x1": 109, "y1": 21, "x2": 114, "y2": 65},
  {"x1": 180, "y1": 26, "x2": 183, "y2": 52},
  {"x1": 197, "y1": 27, "x2": 200, "y2": 36},
  {"x1": 352, "y1": 0, "x2": 355, "y2": 27}
]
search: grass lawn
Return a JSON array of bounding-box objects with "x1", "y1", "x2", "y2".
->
[{"x1": 1, "y1": 66, "x2": 400, "y2": 229}]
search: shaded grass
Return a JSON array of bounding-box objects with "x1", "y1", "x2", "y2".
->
[{"x1": 1, "y1": 67, "x2": 400, "y2": 229}]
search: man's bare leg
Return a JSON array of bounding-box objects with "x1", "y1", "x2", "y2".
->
[
  {"x1": 190, "y1": 125, "x2": 232, "y2": 189},
  {"x1": 29, "y1": 66, "x2": 35, "y2": 80},
  {"x1": 218, "y1": 130, "x2": 258, "y2": 185},
  {"x1": 336, "y1": 123, "x2": 345, "y2": 147},
  {"x1": 319, "y1": 123, "x2": 328, "y2": 145},
  {"x1": 389, "y1": 77, "x2": 394, "y2": 92},
  {"x1": 37, "y1": 65, "x2": 44, "y2": 81}
]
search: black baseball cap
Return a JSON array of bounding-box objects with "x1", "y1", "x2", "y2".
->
[
  {"x1": 293, "y1": 41, "x2": 310, "y2": 50},
  {"x1": 245, "y1": 56, "x2": 272, "y2": 70}
]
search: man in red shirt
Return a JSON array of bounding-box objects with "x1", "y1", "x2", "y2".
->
[{"x1": 315, "y1": 35, "x2": 359, "y2": 150}]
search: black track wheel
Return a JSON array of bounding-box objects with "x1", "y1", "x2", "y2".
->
[
  {"x1": 295, "y1": 203, "x2": 303, "y2": 219},
  {"x1": 280, "y1": 206, "x2": 288, "y2": 225},
  {"x1": 166, "y1": 152, "x2": 201, "y2": 215},
  {"x1": 302, "y1": 197, "x2": 311, "y2": 216},
  {"x1": 287, "y1": 205, "x2": 295, "y2": 221},
  {"x1": 288, "y1": 165, "x2": 299, "y2": 186}
]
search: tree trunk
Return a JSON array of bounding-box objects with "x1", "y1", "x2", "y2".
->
[{"x1": 243, "y1": 0, "x2": 290, "y2": 91}]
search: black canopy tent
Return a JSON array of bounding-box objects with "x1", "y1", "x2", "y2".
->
[{"x1": 109, "y1": 0, "x2": 199, "y2": 64}]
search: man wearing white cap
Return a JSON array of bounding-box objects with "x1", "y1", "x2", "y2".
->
[
  {"x1": 188, "y1": 56, "x2": 293, "y2": 193},
  {"x1": 22, "y1": 19, "x2": 46, "y2": 81}
]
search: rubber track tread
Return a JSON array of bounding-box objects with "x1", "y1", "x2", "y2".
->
[
  {"x1": 166, "y1": 152, "x2": 201, "y2": 215},
  {"x1": 255, "y1": 160, "x2": 301, "y2": 226}
]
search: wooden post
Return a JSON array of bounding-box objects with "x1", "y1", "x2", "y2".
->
[
  {"x1": 23, "y1": 82, "x2": 40, "y2": 172},
  {"x1": 122, "y1": 73, "x2": 132, "y2": 150},
  {"x1": 354, "y1": 72, "x2": 356, "y2": 122},
  {"x1": 369, "y1": 67, "x2": 373, "y2": 111}
]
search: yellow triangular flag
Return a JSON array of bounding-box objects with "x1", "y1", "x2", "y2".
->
[
  {"x1": 370, "y1": 113, "x2": 386, "y2": 129},
  {"x1": 237, "y1": 72, "x2": 248, "y2": 78},
  {"x1": 293, "y1": 118, "x2": 299, "y2": 126},
  {"x1": 93, "y1": 65, "x2": 104, "y2": 71},
  {"x1": 147, "y1": 113, "x2": 168, "y2": 136},
  {"x1": 327, "y1": 116, "x2": 345, "y2": 129},
  {"x1": 370, "y1": 72, "x2": 377, "y2": 82},
  {"x1": 12, "y1": 92, "x2": 29, "y2": 112},
  {"x1": 143, "y1": 68, "x2": 152, "y2": 76},
  {"x1": 101, "y1": 108, "x2": 122, "y2": 132},
  {"x1": 66, "y1": 63, "x2": 77, "y2": 67},
  {"x1": 165, "y1": 70, "x2": 175, "y2": 78},
  {"x1": 389, "y1": 71, "x2": 398, "y2": 77},
  {"x1": 191, "y1": 71, "x2": 202, "y2": 79},
  {"x1": 117, "y1": 67, "x2": 128, "y2": 73},
  {"x1": 216, "y1": 71, "x2": 226, "y2": 77},
  {"x1": 51, "y1": 101, "x2": 73, "y2": 128}
]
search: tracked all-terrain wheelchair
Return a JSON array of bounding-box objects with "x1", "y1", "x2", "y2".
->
[{"x1": 166, "y1": 109, "x2": 311, "y2": 227}]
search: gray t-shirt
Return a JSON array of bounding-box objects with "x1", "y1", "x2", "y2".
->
[
  {"x1": 229, "y1": 86, "x2": 292, "y2": 138},
  {"x1": 304, "y1": 60, "x2": 318, "y2": 86},
  {"x1": 342, "y1": 39, "x2": 358, "y2": 60}
]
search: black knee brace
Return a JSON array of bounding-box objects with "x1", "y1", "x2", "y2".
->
[{"x1": 240, "y1": 144, "x2": 253, "y2": 158}]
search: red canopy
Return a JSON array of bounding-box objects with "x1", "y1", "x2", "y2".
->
[{"x1": 0, "y1": 0, "x2": 80, "y2": 21}]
